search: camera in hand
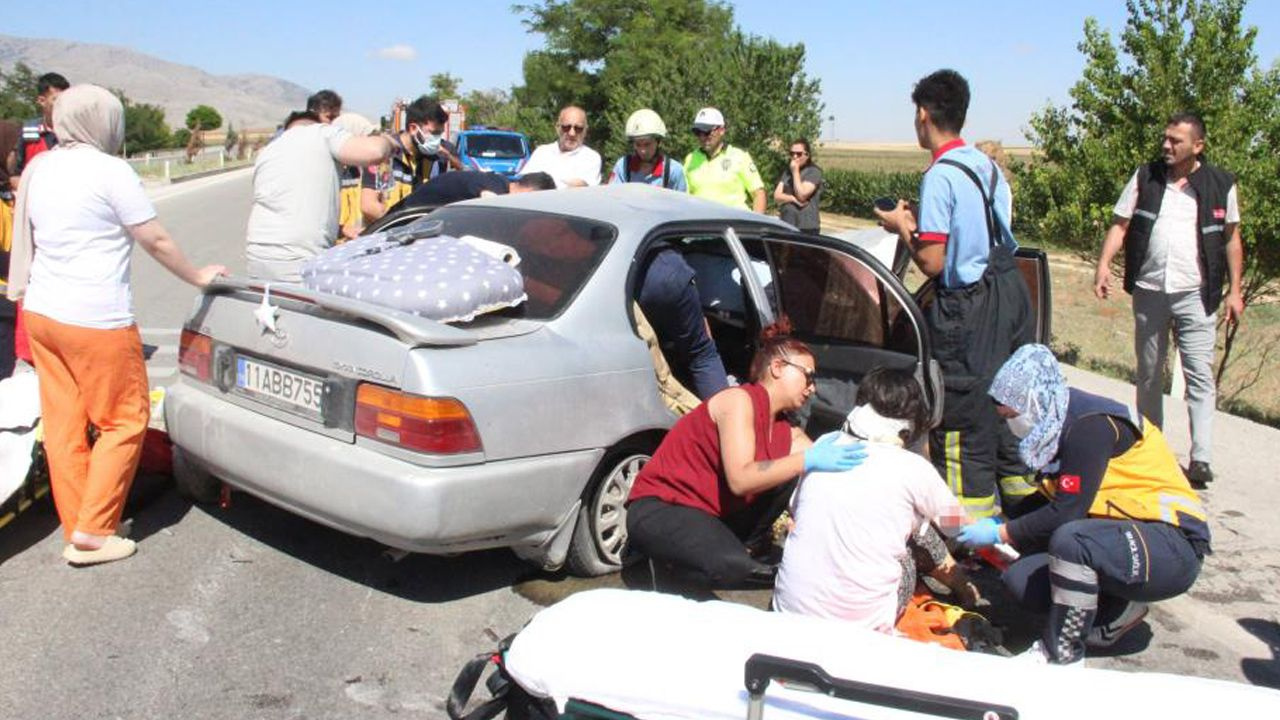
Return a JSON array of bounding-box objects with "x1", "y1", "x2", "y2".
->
[{"x1": 873, "y1": 197, "x2": 898, "y2": 212}]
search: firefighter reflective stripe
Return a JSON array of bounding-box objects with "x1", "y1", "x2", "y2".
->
[
  {"x1": 1201, "y1": 224, "x2": 1225, "y2": 234},
  {"x1": 999, "y1": 473, "x2": 1038, "y2": 499},
  {"x1": 960, "y1": 495, "x2": 997, "y2": 518},
  {"x1": 1133, "y1": 208, "x2": 1158, "y2": 220},
  {"x1": 945, "y1": 430, "x2": 963, "y2": 497},
  {"x1": 1050, "y1": 556, "x2": 1098, "y2": 585}
]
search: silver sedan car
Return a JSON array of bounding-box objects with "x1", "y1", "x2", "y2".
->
[{"x1": 166, "y1": 184, "x2": 1049, "y2": 575}]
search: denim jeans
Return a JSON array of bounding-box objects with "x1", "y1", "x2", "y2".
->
[{"x1": 1132, "y1": 288, "x2": 1217, "y2": 463}]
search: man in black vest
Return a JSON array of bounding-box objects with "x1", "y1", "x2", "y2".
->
[{"x1": 1093, "y1": 113, "x2": 1245, "y2": 488}]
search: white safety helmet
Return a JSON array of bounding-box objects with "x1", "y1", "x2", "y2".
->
[{"x1": 625, "y1": 108, "x2": 667, "y2": 139}]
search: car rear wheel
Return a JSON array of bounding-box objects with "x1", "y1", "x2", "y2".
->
[
  {"x1": 172, "y1": 446, "x2": 221, "y2": 504},
  {"x1": 565, "y1": 447, "x2": 650, "y2": 577}
]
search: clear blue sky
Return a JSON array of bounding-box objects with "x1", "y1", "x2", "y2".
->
[{"x1": 5, "y1": 0, "x2": 1278, "y2": 143}]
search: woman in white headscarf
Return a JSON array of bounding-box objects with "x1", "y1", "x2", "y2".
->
[
  {"x1": 6, "y1": 84, "x2": 225, "y2": 566},
  {"x1": 958, "y1": 344, "x2": 1211, "y2": 665}
]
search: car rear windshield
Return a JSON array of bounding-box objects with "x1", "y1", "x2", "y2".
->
[
  {"x1": 465, "y1": 134, "x2": 526, "y2": 159},
  {"x1": 413, "y1": 206, "x2": 616, "y2": 320}
]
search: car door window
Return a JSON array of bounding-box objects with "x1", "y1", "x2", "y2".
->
[
  {"x1": 766, "y1": 241, "x2": 917, "y2": 356},
  {"x1": 759, "y1": 234, "x2": 934, "y2": 436}
]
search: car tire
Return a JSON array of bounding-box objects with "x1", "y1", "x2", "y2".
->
[
  {"x1": 565, "y1": 446, "x2": 650, "y2": 577},
  {"x1": 171, "y1": 446, "x2": 221, "y2": 504}
]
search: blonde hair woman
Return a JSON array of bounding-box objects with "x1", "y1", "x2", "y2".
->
[{"x1": 7, "y1": 84, "x2": 225, "y2": 565}]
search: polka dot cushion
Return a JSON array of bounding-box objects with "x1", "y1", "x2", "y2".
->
[{"x1": 301, "y1": 231, "x2": 527, "y2": 323}]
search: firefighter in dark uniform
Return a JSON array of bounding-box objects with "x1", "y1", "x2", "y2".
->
[{"x1": 958, "y1": 344, "x2": 1211, "y2": 665}]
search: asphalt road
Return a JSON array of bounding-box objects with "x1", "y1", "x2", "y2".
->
[{"x1": 1, "y1": 171, "x2": 1277, "y2": 718}]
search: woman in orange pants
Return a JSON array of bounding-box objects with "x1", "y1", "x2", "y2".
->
[{"x1": 6, "y1": 85, "x2": 225, "y2": 565}]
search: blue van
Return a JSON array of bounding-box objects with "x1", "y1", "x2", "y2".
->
[{"x1": 454, "y1": 128, "x2": 531, "y2": 179}]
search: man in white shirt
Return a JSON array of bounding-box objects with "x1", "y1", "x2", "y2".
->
[
  {"x1": 245, "y1": 111, "x2": 393, "y2": 282},
  {"x1": 521, "y1": 105, "x2": 601, "y2": 188},
  {"x1": 1093, "y1": 113, "x2": 1245, "y2": 487}
]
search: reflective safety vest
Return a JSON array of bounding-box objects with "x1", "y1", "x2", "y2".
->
[
  {"x1": 338, "y1": 164, "x2": 361, "y2": 236},
  {"x1": 1043, "y1": 390, "x2": 1209, "y2": 538}
]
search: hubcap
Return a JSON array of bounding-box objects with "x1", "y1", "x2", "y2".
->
[{"x1": 591, "y1": 454, "x2": 647, "y2": 564}]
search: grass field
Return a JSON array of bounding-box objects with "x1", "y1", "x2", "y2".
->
[
  {"x1": 827, "y1": 196, "x2": 1280, "y2": 428},
  {"x1": 813, "y1": 142, "x2": 1036, "y2": 173}
]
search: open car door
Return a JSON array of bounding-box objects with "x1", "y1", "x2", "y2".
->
[
  {"x1": 911, "y1": 247, "x2": 1053, "y2": 345},
  {"x1": 731, "y1": 228, "x2": 944, "y2": 436}
]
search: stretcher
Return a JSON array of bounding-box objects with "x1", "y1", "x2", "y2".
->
[
  {"x1": 452, "y1": 588, "x2": 1280, "y2": 719},
  {"x1": 0, "y1": 370, "x2": 45, "y2": 530}
]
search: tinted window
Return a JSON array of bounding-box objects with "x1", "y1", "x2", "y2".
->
[
  {"x1": 764, "y1": 240, "x2": 918, "y2": 355},
  {"x1": 401, "y1": 206, "x2": 616, "y2": 320},
  {"x1": 465, "y1": 134, "x2": 526, "y2": 159}
]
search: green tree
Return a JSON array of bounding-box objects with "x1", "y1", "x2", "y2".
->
[
  {"x1": 224, "y1": 121, "x2": 239, "y2": 152},
  {"x1": 1014, "y1": 0, "x2": 1280, "y2": 399},
  {"x1": 462, "y1": 87, "x2": 521, "y2": 128},
  {"x1": 430, "y1": 72, "x2": 462, "y2": 99},
  {"x1": 0, "y1": 62, "x2": 39, "y2": 120},
  {"x1": 511, "y1": 0, "x2": 822, "y2": 181},
  {"x1": 171, "y1": 128, "x2": 193, "y2": 149},
  {"x1": 112, "y1": 90, "x2": 171, "y2": 154},
  {"x1": 185, "y1": 104, "x2": 223, "y2": 131}
]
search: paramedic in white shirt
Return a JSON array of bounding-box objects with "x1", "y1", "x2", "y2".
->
[{"x1": 521, "y1": 105, "x2": 602, "y2": 188}]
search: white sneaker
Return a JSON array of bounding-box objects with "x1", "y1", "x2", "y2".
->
[
  {"x1": 1016, "y1": 641, "x2": 1085, "y2": 667},
  {"x1": 1087, "y1": 601, "x2": 1150, "y2": 648}
]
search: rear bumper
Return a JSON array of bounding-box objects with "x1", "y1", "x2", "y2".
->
[{"x1": 165, "y1": 381, "x2": 602, "y2": 554}]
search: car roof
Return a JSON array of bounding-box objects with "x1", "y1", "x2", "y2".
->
[
  {"x1": 452, "y1": 183, "x2": 796, "y2": 232},
  {"x1": 458, "y1": 128, "x2": 525, "y2": 137}
]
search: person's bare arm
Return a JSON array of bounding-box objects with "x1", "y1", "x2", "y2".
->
[
  {"x1": 791, "y1": 165, "x2": 817, "y2": 203},
  {"x1": 1094, "y1": 217, "x2": 1128, "y2": 299},
  {"x1": 751, "y1": 187, "x2": 767, "y2": 214},
  {"x1": 337, "y1": 135, "x2": 393, "y2": 167},
  {"x1": 875, "y1": 201, "x2": 944, "y2": 278},
  {"x1": 773, "y1": 180, "x2": 795, "y2": 205},
  {"x1": 360, "y1": 187, "x2": 386, "y2": 223},
  {"x1": 129, "y1": 219, "x2": 226, "y2": 287},
  {"x1": 713, "y1": 389, "x2": 805, "y2": 497},
  {"x1": 1224, "y1": 222, "x2": 1245, "y2": 323}
]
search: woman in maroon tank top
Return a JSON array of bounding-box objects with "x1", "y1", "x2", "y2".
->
[{"x1": 625, "y1": 319, "x2": 867, "y2": 594}]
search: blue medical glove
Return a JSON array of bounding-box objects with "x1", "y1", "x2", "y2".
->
[
  {"x1": 957, "y1": 518, "x2": 1002, "y2": 548},
  {"x1": 803, "y1": 435, "x2": 867, "y2": 473}
]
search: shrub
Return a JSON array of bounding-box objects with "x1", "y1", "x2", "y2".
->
[{"x1": 819, "y1": 168, "x2": 922, "y2": 217}]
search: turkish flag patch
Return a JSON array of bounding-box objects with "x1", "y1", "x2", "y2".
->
[
  {"x1": 1058, "y1": 474, "x2": 1082, "y2": 494},
  {"x1": 1213, "y1": 207, "x2": 1227, "y2": 220}
]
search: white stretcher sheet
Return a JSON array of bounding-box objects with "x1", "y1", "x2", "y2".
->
[
  {"x1": 0, "y1": 370, "x2": 40, "y2": 503},
  {"x1": 504, "y1": 589, "x2": 1280, "y2": 720}
]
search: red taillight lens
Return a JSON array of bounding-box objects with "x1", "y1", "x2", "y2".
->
[
  {"x1": 355, "y1": 384, "x2": 482, "y2": 454},
  {"x1": 178, "y1": 330, "x2": 212, "y2": 382}
]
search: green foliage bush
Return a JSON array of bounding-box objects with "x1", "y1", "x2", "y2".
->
[{"x1": 818, "y1": 168, "x2": 921, "y2": 217}]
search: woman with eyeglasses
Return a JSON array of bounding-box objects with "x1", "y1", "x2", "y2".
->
[
  {"x1": 773, "y1": 138, "x2": 824, "y2": 234},
  {"x1": 624, "y1": 318, "x2": 866, "y2": 596}
]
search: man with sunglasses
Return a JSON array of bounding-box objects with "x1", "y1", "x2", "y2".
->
[
  {"x1": 684, "y1": 107, "x2": 765, "y2": 213},
  {"x1": 521, "y1": 105, "x2": 602, "y2": 188}
]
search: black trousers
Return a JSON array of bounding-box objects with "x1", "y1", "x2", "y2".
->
[
  {"x1": 1003, "y1": 518, "x2": 1202, "y2": 663},
  {"x1": 926, "y1": 245, "x2": 1034, "y2": 516},
  {"x1": 0, "y1": 313, "x2": 15, "y2": 379},
  {"x1": 624, "y1": 487, "x2": 791, "y2": 593}
]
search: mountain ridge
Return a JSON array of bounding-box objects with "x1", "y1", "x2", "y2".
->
[{"x1": 0, "y1": 34, "x2": 310, "y2": 131}]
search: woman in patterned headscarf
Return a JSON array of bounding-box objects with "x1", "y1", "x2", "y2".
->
[
  {"x1": 8, "y1": 84, "x2": 225, "y2": 566},
  {"x1": 957, "y1": 344, "x2": 1211, "y2": 665}
]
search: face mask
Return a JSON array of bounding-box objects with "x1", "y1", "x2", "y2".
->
[
  {"x1": 1007, "y1": 413, "x2": 1036, "y2": 439},
  {"x1": 414, "y1": 129, "x2": 443, "y2": 155}
]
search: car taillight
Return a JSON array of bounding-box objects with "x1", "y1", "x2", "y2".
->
[
  {"x1": 355, "y1": 384, "x2": 482, "y2": 454},
  {"x1": 178, "y1": 330, "x2": 212, "y2": 382}
]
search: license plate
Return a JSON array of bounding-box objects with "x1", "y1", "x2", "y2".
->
[{"x1": 235, "y1": 356, "x2": 324, "y2": 418}]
